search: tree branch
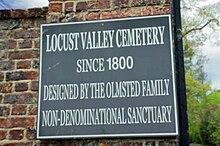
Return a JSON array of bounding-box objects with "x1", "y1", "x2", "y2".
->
[{"x1": 182, "y1": 18, "x2": 219, "y2": 38}]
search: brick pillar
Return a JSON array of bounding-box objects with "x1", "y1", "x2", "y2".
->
[{"x1": 0, "y1": 8, "x2": 47, "y2": 146}]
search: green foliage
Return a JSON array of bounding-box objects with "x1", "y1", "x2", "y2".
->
[
  {"x1": 181, "y1": 0, "x2": 220, "y2": 144},
  {"x1": 185, "y1": 72, "x2": 210, "y2": 143},
  {"x1": 200, "y1": 91, "x2": 220, "y2": 145},
  {"x1": 205, "y1": 90, "x2": 220, "y2": 105}
]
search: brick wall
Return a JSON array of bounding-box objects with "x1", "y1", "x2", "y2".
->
[{"x1": 0, "y1": 0, "x2": 180, "y2": 145}]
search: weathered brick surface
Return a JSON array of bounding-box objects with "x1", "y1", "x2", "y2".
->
[
  {"x1": 0, "y1": 0, "x2": 179, "y2": 146},
  {"x1": 8, "y1": 50, "x2": 39, "y2": 60},
  {"x1": 3, "y1": 93, "x2": 36, "y2": 105},
  {"x1": 3, "y1": 142, "x2": 33, "y2": 146},
  {"x1": 9, "y1": 29, "x2": 40, "y2": 39},
  {"x1": 12, "y1": 104, "x2": 27, "y2": 115},
  {"x1": 86, "y1": 12, "x2": 100, "y2": 20},
  {"x1": 26, "y1": 128, "x2": 36, "y2": 140},
  {"x1": 31, "y1": 81, "x2": 38, "y2": 91},
  {"x1": 18, "y1": 39, "x2": 33, "y2": 49},
  {"x1": 0, "y1": 130, "x2": 7, "y2": 140},
  {"x1": 0, "y1": 106, "x2": 10, "y2": 116},
  {"x1": 76, "y1": 2, "x2": 87, "y2": 12},
  {"x1": 65, "y1": 2, "x2": 74, "y2": 12},
  {"x1": 28, "y1": 104, "x2": 37, "y2": 115},
  {"x1": 49, "y1": 2, "x2": 63, "y2": 13},
  {"x1": 0, "y1": 60, "x2": 14, "y2": 70},
  {"x1": 9, "y1": 130, "x2": 24, "y2": 140},
  {"x1": 17, "y1": 60, "x2": 32, "y2": 69},
  {"x1": 15, "y1": 82, "x2": 29, "y2": 92},
  {"x1": 0, "y1": 83, "x2": 13, "y2": 93},
  {"x1": 0, "y1": 72, "x2": 4, "y2": 81},
  {"x1": 112, "y1": 0, "x2": 129, "y2": 8},
  {"x1": 0, "y1": 117, "x2": 35, "y2": 128}
]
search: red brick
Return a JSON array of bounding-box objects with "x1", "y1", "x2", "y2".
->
[
  {"x1": 19, "y1": 19, "x2": 35, "y2": 29},
  {"x1": 0, "y1": 19, "x2": 20, "y2": 30},
  {"x1": 17, "y1": 93, "x2": 36, "y2": 104},
  {"x1": 28, "y1": 8, "x2": 48, "y2": 18},
  {"x1": 0, "y1": 117, "x2": 34, "y2": 128},
  {"x1": 152, "y1": 6, "x2": 170, "y2": 15},
  {"x1": 0, "y1": 130, "x2": 7, "y2": 140},
  {"x1": 46, "y1": 13, "x2": 63, "y2": 23},
  {"x1": 0, "y1": 41, "x2": 7, "y2": 49},
  {"x1": 3, "y1": 94, "x2": 19, "y2": 104},
  {"x1": 0, "y1": 83, "x2": 13, "y2": 93},
  {"x1": 26, "y1": 129, "x2": 36, "y2": 140},
  {"x1": 164, "y1": 0, "x2": 170, "y2": 4},
  {"x1": 0, "y1": 118, "x2": 13, "y2": 128},
  {"x1": 12, "y1": 117, "x2": 35, "y2": 128},
  {"x1": 12, "y1": 105, "x2": 27, "y2": 115},
  {"x1": 142, "y1": 6, "x2": 152, "y2": 15},
  {"x1": 9, "y1": 50, "x2": 40, "y2": 60},
  {"x1": 0, "y1": 50, "x2": 8, "y2": 60},
  {"x1": 0, "y1": 95, "x2": 2, "y2": 103},
  {"x1": 8, "y1": 40, "x2": 17, "y2": 49},
  {"x1": 88, "y1": 0, "x2": 110, "y2": 10},
  {"x1": 9, "y1": 130, "x2": 24, "y2": 140},
  {"x1": 31, "y1": 81, "x2": 38, "y2": 91},
  {"x1": 24, "y1": 71, "x2": 39, "y2": 80},
  {"x1": 3, "y1": 142, "x2": 32, "y2": 146},
  {"x1": 129, "y1": 7, "x2": 142, "y2": 16},
  {"x1": 32, "y1": 60, "x2": 39, "y2": 69},
  {"x1": 11, "y1": 9, "x2": 27, "y2": 19},
  {"x1": 76, "y1": 2, "x2": 87, "y2": 12},
  {"x1": 159, "y1": 141, "x2": 177, "y2": 146},
  {"x1": 0, "y1": 106, "x2": 10, "y2": 116},
  {"x1": 123, "y1": 142, "x2": 143, "y2": 146},
  {"x1": 0, "y1": 60, "x2": 15, "y2": 70},
  {"x1": 102, "y1": 10, "x2": 129, "y2": 19},
  {"x1": 0, "y1": 10, "x2": 11, "y2": 19},
  {"x1": 149, "y1": 0, "x2": 163, "y2": 5},
  {"x1": 74, "y1": 13, "x2": 84, "y2": 21},
  {"x1": 18, "y1": 39, "x2": 32, "y2": 49},
  {"x1": 17, "y1": 60, "x2": 31, "y2": 69},
  {"x1": 4, "y1": 93, "x2": 35, "y2": 104},
  {"x1": 0, "y1": 72, "x2": 4, "y2": 82},
  {"x1": 86, "y1": 13, "x2": 100, "y2": 20},
  {"x1": 163, "y1": 5, "x2": 170, "y2": 14},
  {"x1": 112, "y1": 0, "x2": 129, "y2": 8},
  {"x1": 10, "y1": 29, "x2": 39, "y2": 39},
  {"x1": 153, "y1": 9, "x2": 166, "y2": 15},
  {"x1": 131, "y1": 0, "x2": 146, "y2": 6},
  {"x1": 28, "y1": 104, "x2": 37, "y2": 115},
  {"x1": 34, "y1": 39, "x2": 40, "y2": 48},
  {"x1": 0, "y1": 31, "x2": 8, "y2": 39},
  {"x1": 15, "y1": 82, "x2": 28, "y2": 92},
  {"x1": 6, "y1": 71, "x2": 25, "y2": 81},
  {"x1": 49, "y1": 3, "x2": 63, "y2": 13},
  {"x1": 65, "y1": 2, "x2": 74, "y2": 12},
  {"x1": 131, "y1": 0, "x2": 162, "y2": 6}
]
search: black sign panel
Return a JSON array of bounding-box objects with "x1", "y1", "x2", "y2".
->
[{"x1": 37, "y1": 15, "x2": 179, "y2": 139}]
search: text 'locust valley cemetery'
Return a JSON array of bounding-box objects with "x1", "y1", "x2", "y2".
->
[{"x1": 45, "y1": 26, "x2": 165, "y2": 73}]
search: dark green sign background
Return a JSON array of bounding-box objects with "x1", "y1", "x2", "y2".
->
[{"x1": 37, "y1": 15, "x2": 179, "y2": 139}]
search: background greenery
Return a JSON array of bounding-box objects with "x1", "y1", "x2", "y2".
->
[{"x1": 181, "y1": 0, "x2": 220, "y2": 145}]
